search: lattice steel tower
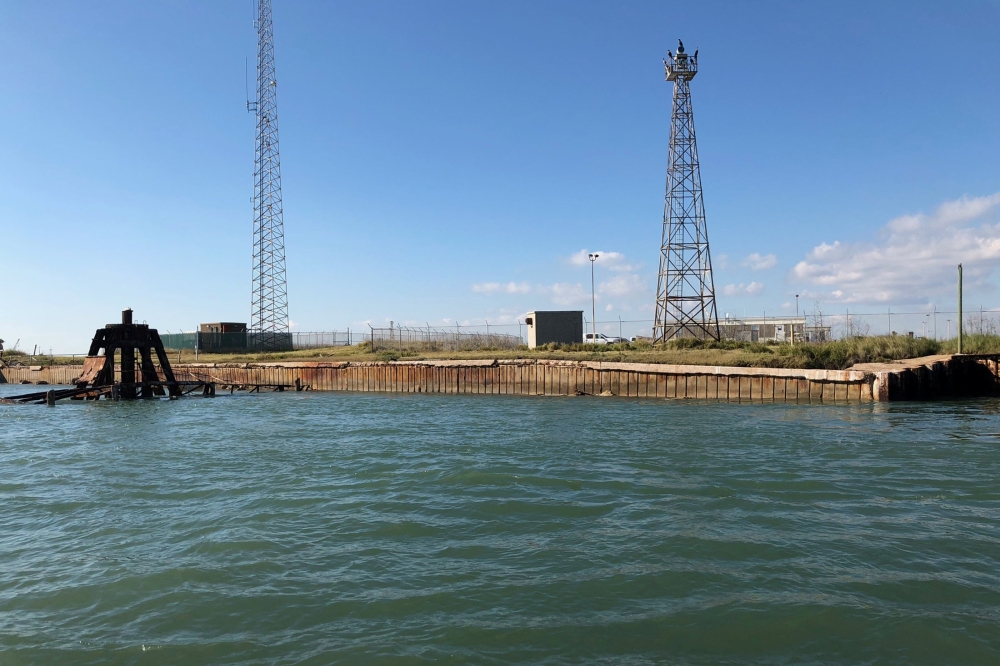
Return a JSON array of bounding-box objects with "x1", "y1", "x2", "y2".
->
[
  {"x1": 249, "y1": 0, "x2": 290, "y2": 350},
  {"x1": 653, "y1": 40, "x2": 720, "y2": 342}
]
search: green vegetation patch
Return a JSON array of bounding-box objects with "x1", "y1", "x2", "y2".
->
[{"x1": 30, "y1": 334, "x2": 1000, "y2": 372}]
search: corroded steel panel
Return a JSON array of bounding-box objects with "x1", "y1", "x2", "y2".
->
[
  {"x1": 77, "y1": 357, "x2": 105, "y2": 384},
  {"x1": 861, "y1": 379, "x2": 873, "y2": 402},
  {"x1": 808, "y1": 380, "x2": 820, "y2": 402},
  {"x1": 143, "y1": 357, "x2": 998, "y2": 403},
  {"x1": 737, "y1": 376, "x2": 749, "y2": 402}
]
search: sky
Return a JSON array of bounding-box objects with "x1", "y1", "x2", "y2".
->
[{"x1": 1, "y1": 0, "x2": 999, "y2": 352}]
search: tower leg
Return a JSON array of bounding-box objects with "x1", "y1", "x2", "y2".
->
[{"x1": 121, "y1": 345, "x2": 136, "y2": 400}]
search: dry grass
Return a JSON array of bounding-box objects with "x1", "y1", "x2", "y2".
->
[
  {"x1": 157, "y1": 335, "x2": 943, "y2": 370},
  {"x1": 938, "y1": 334, "x2": 1000, "y2": 355},
  {"x1": 20, "y1": 334, "x2": 962, "y2": 371}
]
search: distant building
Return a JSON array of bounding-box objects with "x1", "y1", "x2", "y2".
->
[
  {"x1": 198, "y1": 322, "x2": 248, "y2": 353},
  {"x1": 718, "y1": 317, "x2": 831, "y2": 343},
  {"x1": 525, "y1": 311, "x2": 583, "y2": 348},
  {"x1": 199, "y1": 322, "x2": 247, "y2": 334}
]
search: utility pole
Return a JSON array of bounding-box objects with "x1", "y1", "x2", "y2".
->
[
  {"x1": 589, "y1": 253, "x2": 599, "y2": 343},
  {"x1": 653, "y1": 40, "x2": 719, "y2": 342}
]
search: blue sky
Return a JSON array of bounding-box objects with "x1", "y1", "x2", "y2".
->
[{"x1": 2, "y1": 0, "x2": 999, "y2": 351}]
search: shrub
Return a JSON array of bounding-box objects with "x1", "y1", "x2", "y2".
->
[{"x1": 939, "y1": 334, "x2": 1000, "y2": 354}]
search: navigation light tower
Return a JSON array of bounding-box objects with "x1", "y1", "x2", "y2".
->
[{"x1": 653, "y1": 40, "x2": 720, "y2": 342}]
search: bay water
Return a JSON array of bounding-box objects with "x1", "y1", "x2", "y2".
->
[{"x1": 1, "y1": 387, "x2": 999, "y2": 664}]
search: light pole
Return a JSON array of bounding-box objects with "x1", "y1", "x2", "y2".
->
[
  {"x1": 795, "y1": 294, "x2": 799, "y2": 318},
  {"x1": 589, "y1": 253, "x2": 599, "y2": 343}
]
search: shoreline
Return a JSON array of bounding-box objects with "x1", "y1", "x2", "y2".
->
[{"x1": 4, "y1": 354, "x2": 1000, "y2": 403}]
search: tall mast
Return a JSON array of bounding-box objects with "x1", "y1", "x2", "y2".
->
[
  {"x1": 653, "y1": 40, "x2": 720, "y2": 342},
  {"x1": 250, "y1": 0, "x2": 290, "y2": 351}
]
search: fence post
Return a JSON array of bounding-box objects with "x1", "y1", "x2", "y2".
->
[{"x1": 958, "y1": 263, "x2": 963, "y2": 354}]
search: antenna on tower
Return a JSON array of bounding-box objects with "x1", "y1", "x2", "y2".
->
[
  {"x1": 653, "y1": 40, "x2": 720, "y2": 342},
  {"x1": 245, "y1": 58, "x2": 256, "y2": 113}
]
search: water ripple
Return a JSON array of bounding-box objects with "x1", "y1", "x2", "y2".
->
[{"x1": 2, "y1": 388, "x2": 1000, "y2": 663}]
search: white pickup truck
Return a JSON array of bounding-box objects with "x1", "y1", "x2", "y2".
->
[{"x1": 584, "y1": 333, "x2": 629, "y2": 345}]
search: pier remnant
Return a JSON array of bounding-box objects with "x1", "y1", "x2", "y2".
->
[
  {"x1": 79, "y1": 308, "x2": 182, "y2": 399},
  {"x1": 2, "y1": 309, "x2": 213, "y2": 404}
]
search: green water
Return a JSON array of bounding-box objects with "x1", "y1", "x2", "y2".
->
[{"x1": 1, "y1": 388, "x2": 999, "y2": 664}]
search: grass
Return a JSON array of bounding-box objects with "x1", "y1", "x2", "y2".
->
[
  {"x1": 0, "y1": 349, "x2": 83, "y2": 366},
  {"x1": 21, "y1": 334, "x2": 1000, "y2": 371},
  {"x1": 938, "y1": 334, "x2": 1000, "y2": 354},
  {"x1": 157, "y1": 335, "x2": 947, "y2": 370}
]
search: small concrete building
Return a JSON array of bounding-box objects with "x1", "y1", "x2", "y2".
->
[
  {"x1": 198, "y1": 322, "x2": 248, "y2": 353},
  {"x1": 199, "y1": 322, "x2": 247, "y2": 334},
  {"x1": 525, "y1": 311, "x2": 583, "y2": 348},
  {"x1": 717, "y1": 317, "x2": 832, "y2": 343}
]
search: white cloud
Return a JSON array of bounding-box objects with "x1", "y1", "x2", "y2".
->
[
  {"x1": 723, "y1": 282, "x2": 764, "y2": 296},
  {"x1": 599, "y1": 273, "x2": 646, "y2": 298},
  {"x1": 742, "y1": 253, "x2": 777, "y2": 271},
  {"x1": 472, "y1": 281, "x2": 531, "y2": 294},
  {"x1": 546, "y1": 282, "x2": 590, "y2": 306},
  {"x1": 569, "y1": 249, "x2": 639, "y2": 272},
  {"x1": 715, "y1": 253, "x2": 729, "y2": 270},
  {"x1": 605, "y1": 303, "x2": 614, "y2": 311},
  {"x1": 793, "y1": 192, "x2": 1000, "y2": 304},
  {"x1": 474, "y1": 250, "x2": 650, "y2": 311}
]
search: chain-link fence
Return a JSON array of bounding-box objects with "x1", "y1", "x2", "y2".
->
[
  {"x1": 583, "y1": 309, "x2": 1000, "y2": 342},
  {"x1": 159, "y1": 331, "x2": 353, "y2": 353},
  {"x1": 11, "y1": 307, "x2": 1000, "y2": 364},
  {"x1": 797, "y1": 308, "x2": 1000, "y2": 341},
  {"x1": 369, "y1": 325, "x2": 523, "y2": 352}
]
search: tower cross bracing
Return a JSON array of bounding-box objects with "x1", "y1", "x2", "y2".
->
[
  {"x1": 653, "y1": 40, "x2": 720, "y2": 342},
  {"x1": 250, "y1": 0, "x2": 290, "y2": 351}
]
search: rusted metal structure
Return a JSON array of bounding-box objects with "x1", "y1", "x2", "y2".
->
[
  {"x1": 2, "y1": 309, "x2": 212, "y2": 404},
  {"x1": 80, "y1": 308, "x2": 182, "y2": 399},
  {"x1": 8, "y1": 354, "x2": 1000, "y2": 403}
]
